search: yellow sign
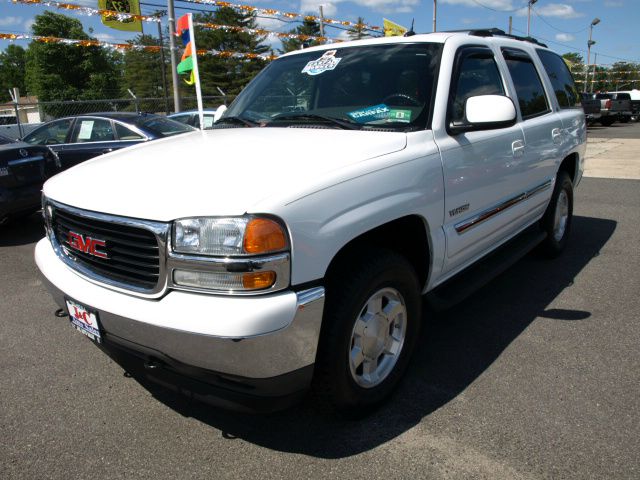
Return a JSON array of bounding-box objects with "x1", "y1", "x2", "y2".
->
[
  {"x1": 99, "y1": 0, "x2": 143, "y2": 32},
  {"x1": 383, "y1": 18, "x2": 408, "y2": 37}
]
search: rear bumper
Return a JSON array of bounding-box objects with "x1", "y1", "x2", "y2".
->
[
  {"x1": 0, "y1": 184, "x2": 42, "y2": 219},
  {"x1": 35, "y1": 238, "x2": 325, "y2": 411}
]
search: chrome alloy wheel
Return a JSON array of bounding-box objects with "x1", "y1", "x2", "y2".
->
[
  {"x1": 348, "y1": 287, "x2": 407, "y2": 388},
  {"x1": 553, "y1": 189, "x2": 569, "y2": 242}
]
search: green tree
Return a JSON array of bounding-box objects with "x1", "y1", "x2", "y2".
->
[
  {"x1": 280, "y1": 18, "x2": 322, "y2": 53},
  {"x1": 347, "y1": 17, "x2": 370, "y2": 41},
  {"x1": 122, "y1": 34, "x2": 166, "y2": 98},
  {"x1": 24, "y1": 11, "x2": 122, "y2": 113},
  {"x1": 0, "y1": 45, "x2": 27, "y2": 102},
  {"x1": 187, "y1": 7, "x2": 269, "y2": 102}
]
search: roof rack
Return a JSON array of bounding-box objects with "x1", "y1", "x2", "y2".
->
[{"x1": 442, "y1": 28, "x2": 548, "y2": 48}]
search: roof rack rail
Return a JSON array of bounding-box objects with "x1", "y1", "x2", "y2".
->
[{"x1": 440, "y1": 28, "x2": 548, "y2": 48}]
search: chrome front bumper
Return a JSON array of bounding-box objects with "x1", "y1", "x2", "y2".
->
[{"x1": 35, "y1": 239, "x2": 325, "y2": 380}]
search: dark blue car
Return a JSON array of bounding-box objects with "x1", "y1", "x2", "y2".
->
[{"x1": 22, "y1": 112, "x2": 195, "y2": 171}]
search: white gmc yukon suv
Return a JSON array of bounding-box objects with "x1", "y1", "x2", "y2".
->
[{"x1": 35, "y1": 29, "x2": 586, "y2": 412}]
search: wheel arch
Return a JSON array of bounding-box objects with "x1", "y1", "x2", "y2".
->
[
  {"x1": 559, "y1": 152, "x2": 579, "y2": 185},
  {"x1": 324, "y1": 215, "x2": 432, "y2": 291}
]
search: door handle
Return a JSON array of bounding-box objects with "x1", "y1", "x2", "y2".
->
[
  {"x1": 512, "y1": 140, "x2": 525, "y2": 157},
  {"x1": 551, "y1": 128, "x2": 562, "y2": 144}
]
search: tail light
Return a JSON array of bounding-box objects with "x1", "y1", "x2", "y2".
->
[{"x1": 605, "y1": 99, "x2": 612, "y2": 109}]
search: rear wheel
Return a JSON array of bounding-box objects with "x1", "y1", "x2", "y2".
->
[
  {"x1": 314, "y1": 249, "x2": 421, "y2": 412},
  {"x1": 539, "y1": 171, "x2": 573, "y2": 257},
  {"x1": 600, "y1": 118, "x2": 615, "y2": 127}
]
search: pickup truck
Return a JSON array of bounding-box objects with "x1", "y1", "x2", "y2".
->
[
  {"x1": 35, "y1": 29, "x2": 586, "y2": 413},
  {"x1": 609, "y1": 90, "x2": 640, "y2": 122},
  {"x1": 590, "y1": 92, "x2": 633, "y2": 126},
  {"x1": 581, "y1": 93, "x2": 601, "y2": 124}
]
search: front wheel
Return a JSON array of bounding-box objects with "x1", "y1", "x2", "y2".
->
[
  {"x1": 539, "y1": 171, "x2": 573, "y2": 257},
  {"x1": 314, "y1": 249, "x2": 421, "y2": 412}
]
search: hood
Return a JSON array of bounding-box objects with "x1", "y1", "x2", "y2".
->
[{"x1": 43, "y1": 127, "x2": 407, "y2": 221}]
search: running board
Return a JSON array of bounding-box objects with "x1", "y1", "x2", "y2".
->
[{"x1": 425, "y1": 228, "x2": 547, "y2": 311}]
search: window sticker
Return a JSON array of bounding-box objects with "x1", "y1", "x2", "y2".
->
[
  {"x1": 388, "y1": 109, "x2": 412, "y2": 123},
  {"x1": 347, "y1": 104, "x2": 390, "y2": 123},
  {"x1": 78, "y1": 120, "x2": 95, "y2": 140},
  {"x1": 301, "y1": 50, "x2": 342, "y2": 76},
  {"x1": 203, "y1": 116, "x2": 214, "y2": 128}
]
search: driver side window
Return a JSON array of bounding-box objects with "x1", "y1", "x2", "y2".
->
[
  {"x1": 450, "y1": 51, "x2": 505, "y2": 124},
  {"x1": 24, "y1": 118, "x2": 73, "y2": 145}
]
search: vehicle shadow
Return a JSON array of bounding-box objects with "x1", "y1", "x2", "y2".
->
[
  {"x1": 125, "y1": 215, "x2": 616, "y2": 459},
  {"x1": 0, "y1": 212, "x2": 46, "y2": 247}
]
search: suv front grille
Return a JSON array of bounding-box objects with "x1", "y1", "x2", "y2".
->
[{"x1": 49, "y1": 203, "x2": 168, "y2": 294}]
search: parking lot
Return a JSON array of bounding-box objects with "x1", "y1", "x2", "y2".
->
[{"x1": 1, "y1": 124, "x2": 639, "y2": 479}]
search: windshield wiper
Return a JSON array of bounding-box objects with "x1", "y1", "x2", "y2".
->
[
  {"x1": 216, "y1": 116, "x2": 259, "y2": 127},
  {"x1": 268, "y1": 113, "x2": 361, "y2": 130}
]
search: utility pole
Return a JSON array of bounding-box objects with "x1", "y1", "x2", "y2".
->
[
  {"x1": 433, "y1": 0, "x2": 437, "y2": 33},
  {"x1": 167, "y1": 0, "x2": 181, "y2": 112},
  {"x1": 591, "y1": 53, "x2": 597, "y2": 93},
  {"x1": 319, "y1": 6, "x2": 324, "y2": 37},
  {"x1": 155, "y1": 11, "x2": 170, "y2": 114},
  {"x1": 527, "y1": 0, "x2": 538, "y2": 37},
  {"x1": 508, "y1": 16, "x2": 512, "y2": 35},
  {"x1": 584, "y1": 17, "x2": 600, "y2": 93}
]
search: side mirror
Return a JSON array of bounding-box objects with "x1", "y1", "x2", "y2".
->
[
  {"x1": 449, "y1": 95, "x2": 517, "y2": 135},
  {"x1": 213, "y1": 105, "x2": 228, "y2": 123}
]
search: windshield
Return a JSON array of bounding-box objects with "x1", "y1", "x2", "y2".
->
[
  {"x1": 0, "y1": 134, "x2": 15, "y2": 145},
  {"x1": 224, "y1": 43, "x2": 442, "y2": 131},
  {"x1": 138, "y1": 117, "x2": 195, "y2": 137}
]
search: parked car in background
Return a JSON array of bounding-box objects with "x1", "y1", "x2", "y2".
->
[
  {"x1": 22, "y1": 113, "x2": 195, "y2": 171},
  {"x1": 609, "y1": 90, "x2": 640, "y2": 122},
  {"x1": 168, "y1": 109, "x2": 218, "y2": 129},
  {"x1": 0, "y1": 134, "x2": 61, "y2": 225},
  {"x1": 586, "y1": 92, "x2": 633, "y2": 126},
  {"x1": 581, "y1": 93, "x2": 601, "y2": 125}
]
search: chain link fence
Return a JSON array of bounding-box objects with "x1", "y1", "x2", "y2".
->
[{"x1": 0, "y1": 95, "x2": 236, "y2": 139}]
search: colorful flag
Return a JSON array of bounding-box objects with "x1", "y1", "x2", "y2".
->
[
  {"x1": 99, "y1": 0, "x2": 142, "y2": 33},
  {"x1": 383, "y1": 18, "x2": 408, "y2": 37},
  {"x1": 175, "y1": 14, "x2": 205, "y2": 128}
]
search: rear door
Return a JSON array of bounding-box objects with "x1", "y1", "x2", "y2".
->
[
  {"x1": 62, "y1": 117, "x2": 117, "y2": 169},
  {"x1": 500, "y1": 48, "x2": 563, "y2": 199}
]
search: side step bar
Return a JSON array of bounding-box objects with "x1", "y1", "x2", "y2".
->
[{"x1": 426, "y1": 227, "x2": 547, "y2": 311}]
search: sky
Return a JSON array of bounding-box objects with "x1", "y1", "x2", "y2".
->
[{"x1": 0, "y1": 0, "x2": 639, "y2": 65}]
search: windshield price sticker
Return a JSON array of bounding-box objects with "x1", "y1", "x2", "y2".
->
[
  {"x1": 347, "y1": 104, "x2": 390, "y2": 123},
  {"x1": 302, "y1": 50, "x2": 342, "y2": 76},
  {"x1": 388, "y1": 109, "x2": 412, "y2": 123}
]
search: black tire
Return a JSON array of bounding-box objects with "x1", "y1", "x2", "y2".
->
[
  {"x1": 313, "y1": 248, "x2": 421, "y2": 412},
  {"x1": 539, "y1": 171, "x2": 573, "y2": 257},
  {"x1": 620, "y1": 116, "x2": 630, "y2": 124},
  {"x1": 600, "y1": 118, "x2": 615, "y2": 127}
]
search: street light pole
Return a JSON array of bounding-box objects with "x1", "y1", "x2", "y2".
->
[
  {"x1": 527, "y1": 0, "x2": 537, "y2": 37},
  {"x1": 584, "y1": 17, "x2": 600, "y2": 93},
  {"x1": 433, "y1": 0, "x2": 437, "y2": 33}
]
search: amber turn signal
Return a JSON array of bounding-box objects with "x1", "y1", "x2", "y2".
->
[
  {"x1": 243, "y1": 218, "x2": 287, "y2": 254},
  {"x1": 242, "y1": 271, "x2": 276, "y2": 290}
]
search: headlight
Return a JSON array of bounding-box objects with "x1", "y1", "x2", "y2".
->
[
  {"x1": 173, "y1": 216, "x2": 287, "y2": 256},
  {"x1": 170, "y1": 216, "x2": 290, "y2": 294}
]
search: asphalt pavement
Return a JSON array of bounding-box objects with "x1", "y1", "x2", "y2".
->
[{"x1": 1, "y1": 154, "x2": 639, "y2": 479}]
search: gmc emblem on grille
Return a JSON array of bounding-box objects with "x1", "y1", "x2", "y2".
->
[{"x1": 67, "y1": 231, "x2": 108, "y2": 259}]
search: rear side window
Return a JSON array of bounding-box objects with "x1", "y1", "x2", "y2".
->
[
  {"x1": 115, "y1": 123, "x2": 145, "y2": 140},
  {"x1": 502, "y1": 48, "x2": 550, "y2": 119},
  {"x1": 536, "y1": 49, "x2": 581, "y2": 109},
  {"x1": 615, "y1": 93, "x2": 631, "y2": 100},
  {"x1": 72, "y1": 118, "x2": 115, "y2": 143},
  {"x1": 449, "y1": 48, "x2": 505, "y2": 124}
]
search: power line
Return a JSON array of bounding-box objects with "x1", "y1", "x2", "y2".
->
[
  {"x1": 469, "y1": 0, "x2": 522, "y2": 13},
  {"x1": 531, "y1": 8, "x2": 588, "y2": 34}
]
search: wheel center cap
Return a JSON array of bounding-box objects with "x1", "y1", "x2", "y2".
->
[{"x1": 363, "y1": 314, "x2": 387, "y2": 358}]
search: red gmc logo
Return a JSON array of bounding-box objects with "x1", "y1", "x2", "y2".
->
[{"x1": 67, "y1": 231, "x2": 108, "y2": 259}]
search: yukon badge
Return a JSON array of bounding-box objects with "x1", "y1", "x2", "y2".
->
[
  {"x1": 449, "y1": 203, "x2": 470, "y2": 217},
  {"x1": 67, "y1": 231, "x2": 108, "y2": 259}
]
